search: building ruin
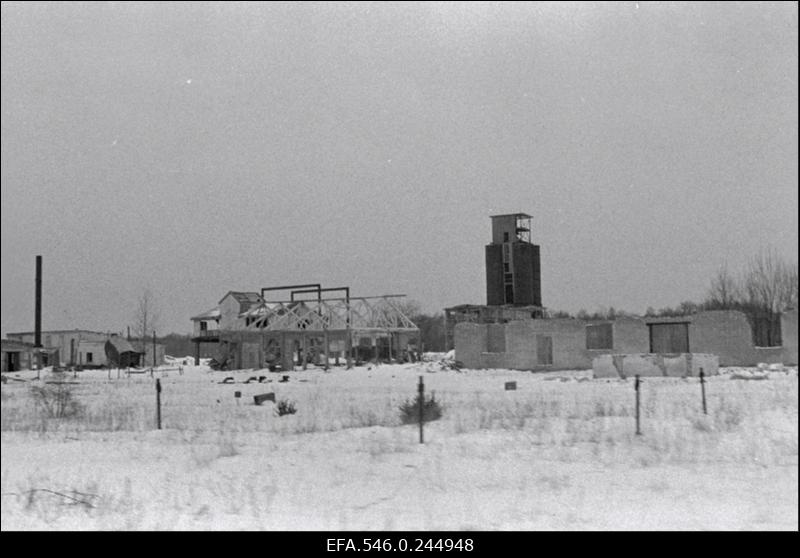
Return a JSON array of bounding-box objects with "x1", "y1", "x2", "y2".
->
[
  {"x1": 445, "y1": 213, "x2": 544, "y2": 350},
  {"x1": 446, "y1": 212, "x2": 798, "y2": 370},
  {"x1": 191, "y1": 284, "x2": 420, "y2": 371}
]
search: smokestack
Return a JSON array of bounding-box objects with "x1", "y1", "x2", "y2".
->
[{"x1": 35, "y1": 255, "x2": 42, "y2": 348}]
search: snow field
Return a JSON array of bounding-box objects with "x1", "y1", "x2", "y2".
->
[{"x1": 1, "y1": 364, "x2": 797, "y2": 530}]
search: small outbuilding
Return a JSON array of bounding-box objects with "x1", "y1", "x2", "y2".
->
[
  {"x1": 2, "y1": 339, "x2": 35, "y2": 372},
  {"x1": 105, "y1": 336, "x2": 142, "y2": 368}
]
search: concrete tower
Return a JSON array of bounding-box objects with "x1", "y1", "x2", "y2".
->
[{"x1": 485, "y1": 213, "x2": 541, "y2": 307}]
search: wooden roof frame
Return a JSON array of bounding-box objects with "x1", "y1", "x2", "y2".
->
[{"x1": 240, "y1": 295, "x2": 419, "y2": 333}]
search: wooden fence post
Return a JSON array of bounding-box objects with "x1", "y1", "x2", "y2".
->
[
  {"x1": 700, "y1": 368, "x2": 707, "y2": 415},
  {"x1": 635, "y1": 374, "x2": 641, "y2": 436},
  {"x1": 156, "y1": 378, "x2": 162, "y2": 430},
  {"x1": 418, "y1": 375, "x2": 424, "y2": 444}
]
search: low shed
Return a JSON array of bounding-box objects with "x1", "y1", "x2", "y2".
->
[
  {"x1": 2, "y1": 339, "x2": 34, "y2": 372},
  {"x1": 105, "y1": 336, "x2": 142, "y2": 368}
]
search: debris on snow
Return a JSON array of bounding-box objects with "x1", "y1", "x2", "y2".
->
[
  {"x1": 730, "y1": 371, "x2": 769, "y2": 381},
  {"x1": 421, "y1": 351, "x2": 463, "y2": 372}
]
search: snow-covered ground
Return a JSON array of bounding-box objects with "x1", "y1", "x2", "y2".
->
[{"x1": 1, "y1": 361, "x2": 797, "y2": 530}]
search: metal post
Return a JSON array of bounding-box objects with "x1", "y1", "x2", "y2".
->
[
  {"x1": 635, "y1": 375, "x2": 641, "y2": 436},
  {"x1": 323, "y1": 328, "x2": 329, "y2": 371},
  {"x1": 280, "y1": 331, "x2": 287, "y2": 372},
  {"x1": 418, "y1": 375, "x2": 425, "y2": 444},
  {"x1": 34, "y1": 255, "x2": 42, "y2": 364},
  {"x1": 348, "y1": 334, "x2": 354, "y2": 369},
  {"x1": 345, "y1": 295, "x2": 352, "y2": 370},
  {"x1": 700, "y1": 368, "x2": 707, "y2": 415},
  {"x1": 156, "y1": 378, "x2": 162, "y2": 430},
  {"x1": 152, "y1": 330, "x2": 156, "y2": 369},
  {"x1": 34, "y1": 256, "x2": 43, "y2": 378},
  {"x1": 443, "y1": 311, "x2": 449, "y2": 353}
]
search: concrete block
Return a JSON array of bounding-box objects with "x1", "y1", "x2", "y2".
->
[
  {"x1": 592, "y1": 355, "x2": 620, "y2": 378},
  {"x1": 688, "y1": 353, "x2": 719, "y2": 377},
  {"x1": 254, "y1": 392, "x2": 275, "y2": 405},
  {"x1": 593, "y1": 353, "x2": 719, "y2": 379},
  {"x1": 663, "y1": 354, "x2": 687, "y2": 377},
  {"x1": 618, "y1": 354, "x2": 664, "y2": 377}
]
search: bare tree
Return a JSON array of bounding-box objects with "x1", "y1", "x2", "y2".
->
[
  {"x1": 777, "y1": 260, "x2": 799, "y2": 311},
  {"x1": 704, "y1": 263, "x2": 741, "y2": 310},
  {"x1": 677, "y1": 300, "x2": 698, "y2": 315},
  {"x1": 743, "y1": 248, "x2": 796, "y2": 312},
  {"x1": 133, "y1": 289, "x2": 160, "y2": 352},
  {"x1": 741, "y1": 248, "x2": 797, "y2": 346}
]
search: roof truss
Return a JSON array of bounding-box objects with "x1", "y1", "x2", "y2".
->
[{"x1": 242, "y1": 296, "x2": 418, "y2": 333}]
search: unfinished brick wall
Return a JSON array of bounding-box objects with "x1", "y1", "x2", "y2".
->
[
  {"x1": 690, "y1": 310, "x2": 777, "y2": 366},
  {"x1": 612, "y1": 316, "x2": 650, "y2": 353},
  {"x1": 454, "y1": 310, "x2": 796, "y2": 370},
  {"x1": 457, "y1": 317, "x2": 649, "y2": 371},
  {"x1": 527, "y1": 319, "x2": 589, "y2": 369},
  {"x1": 504, "y1": 321, "x2": 538, "y2": 369},
  {"x1": 453, "y1": 323, "x2": 487, "y2": 368},
  {"x1": 486, "y1": 323, "x2": 507, "y2": 353},
  {"x1": 490, "y1": 319, "x2": 592, "y2": 370}
]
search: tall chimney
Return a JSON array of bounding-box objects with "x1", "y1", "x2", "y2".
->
[{"x1": 35, "y1": 255, "x2": 42, "y2": 348}]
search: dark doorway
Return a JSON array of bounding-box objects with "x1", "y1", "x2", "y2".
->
[
  {"x1": 537, "y1": 335, "x2": 553, "y2": 365},
  {"x1": 6, "y1": 351, "x2": 20, "y2": 372},
  {"x1": 749, "y1": 314, "x2": 782, "y2": 347},
  {"x1": 649, "y1": 323, "x2": 689, "y2": 353}
]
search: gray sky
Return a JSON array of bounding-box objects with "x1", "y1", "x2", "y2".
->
[{"x1": 2, "y1": 1, "x2": 797, "y2": 336}]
